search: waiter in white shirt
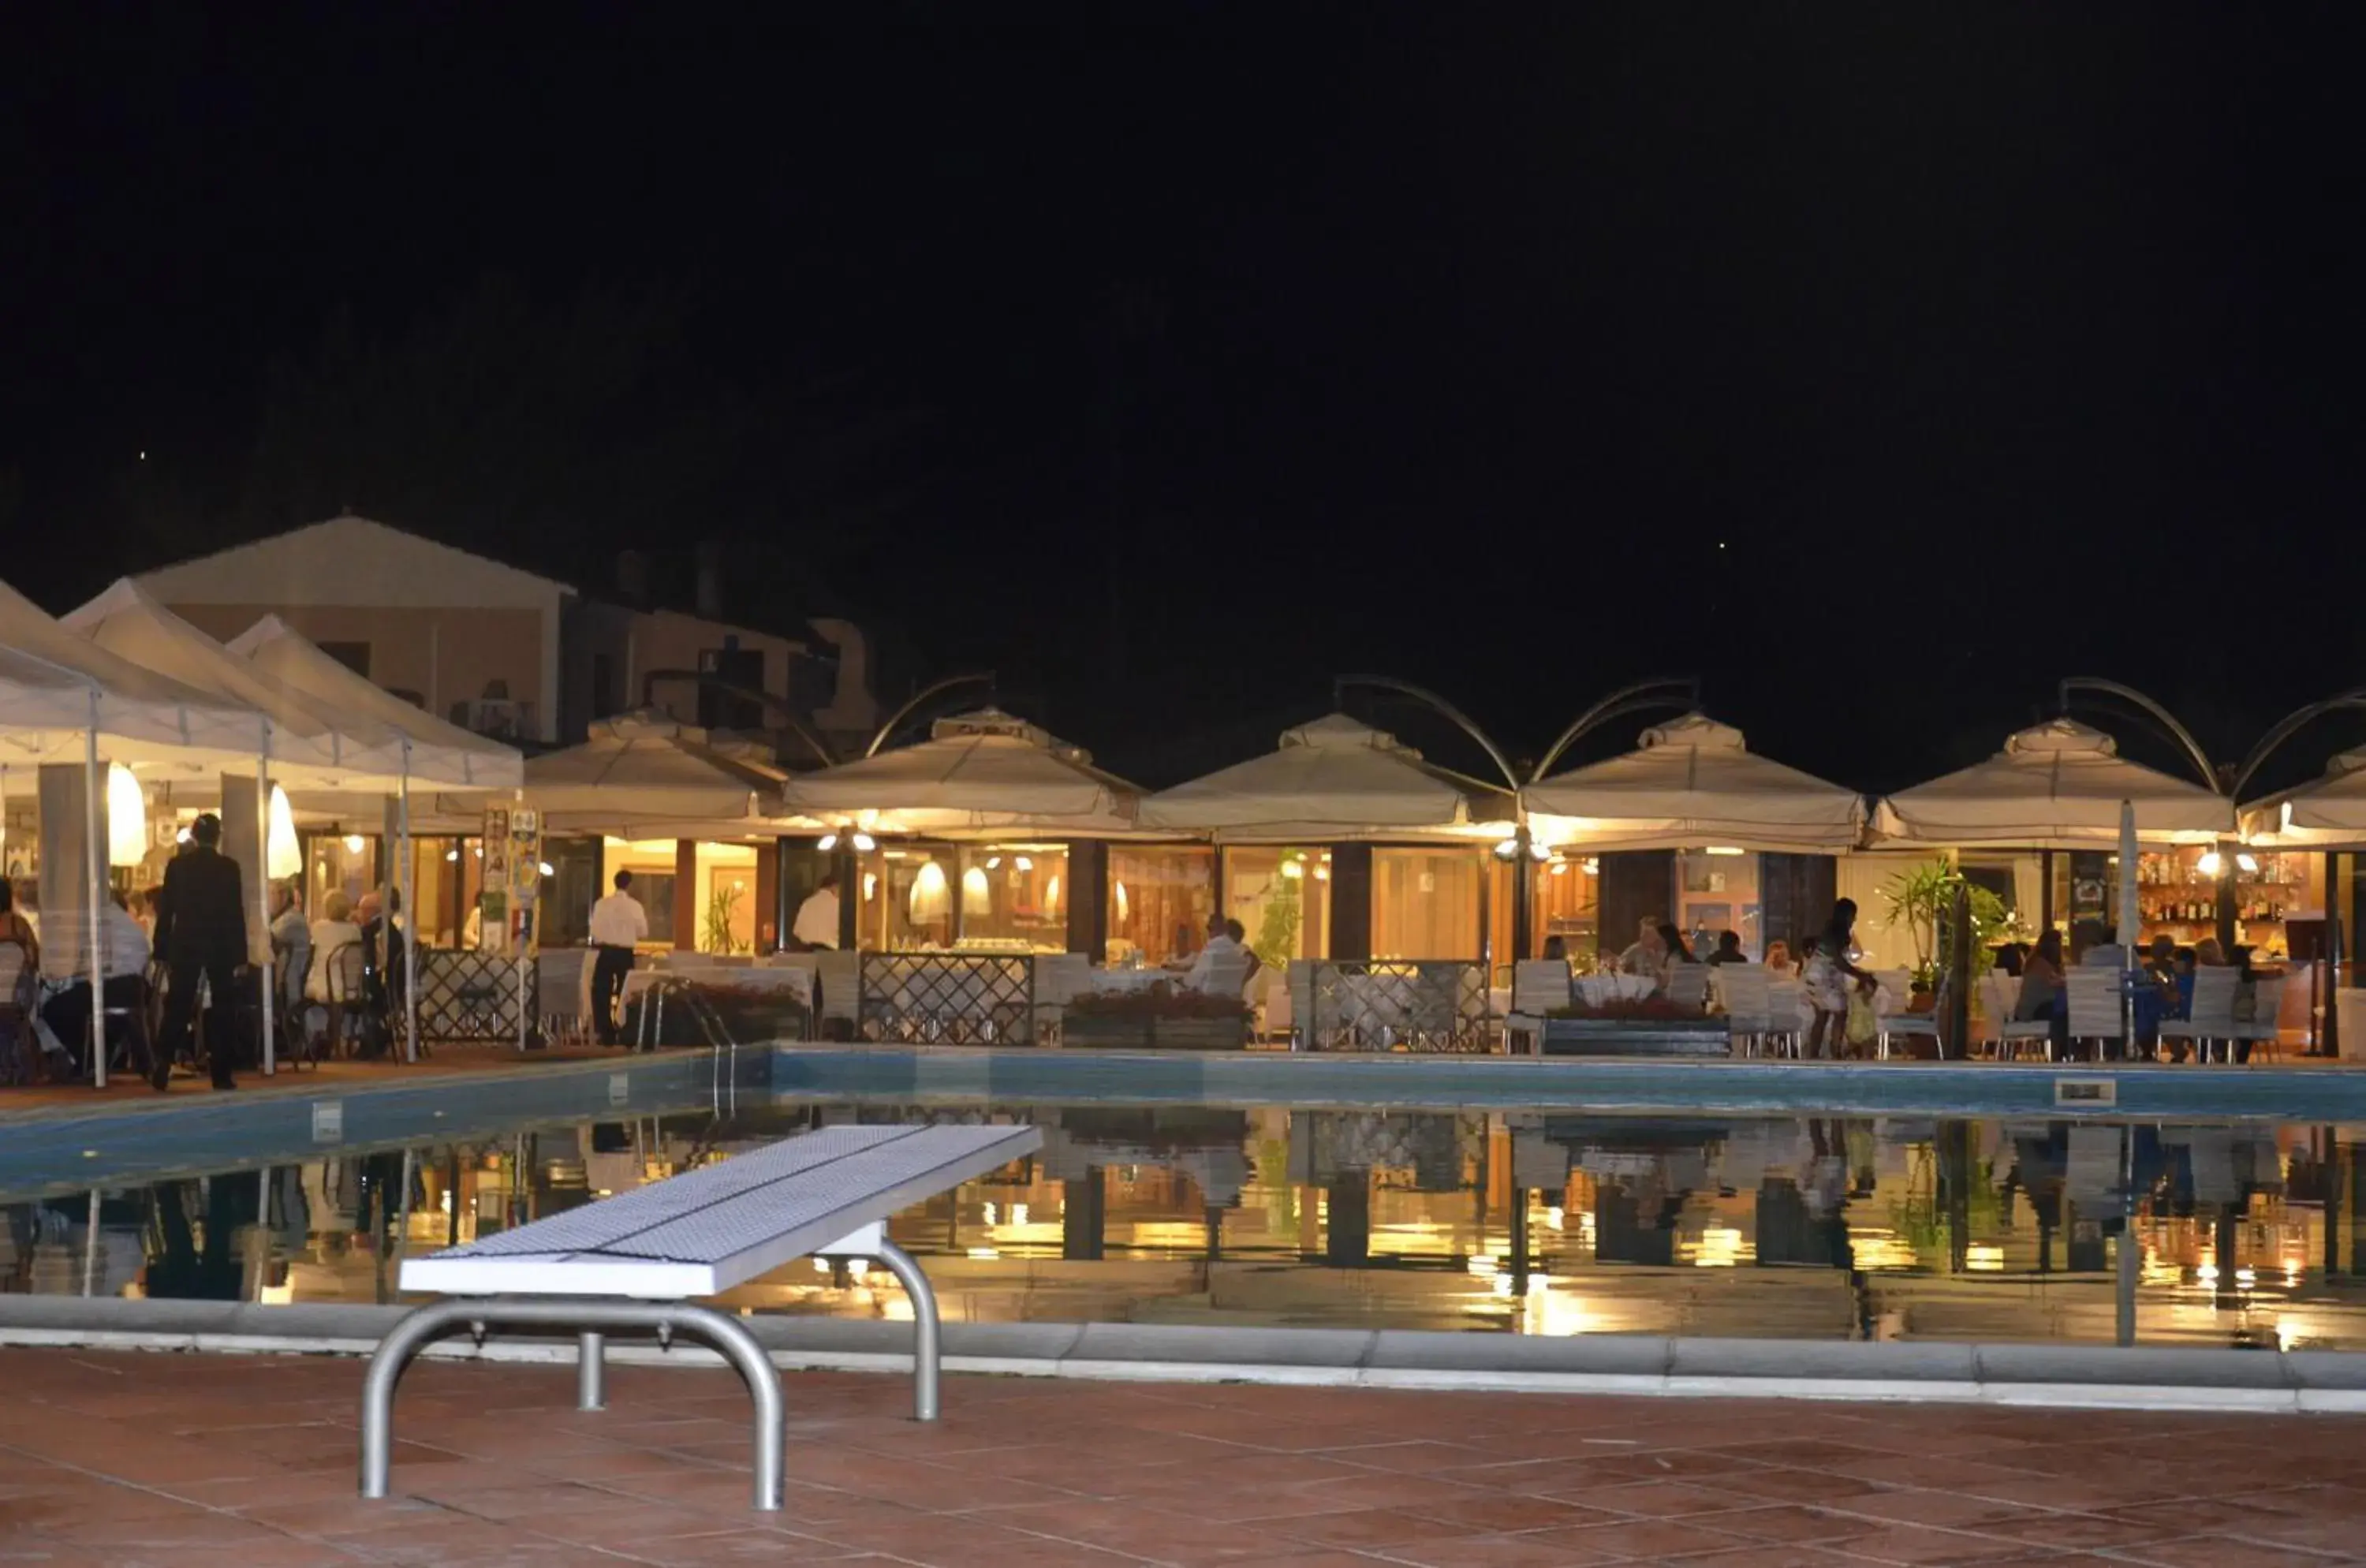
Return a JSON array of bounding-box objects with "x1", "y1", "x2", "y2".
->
[
  {"x1": 791, "y1": 874, "x2": 842, "y2": 950},
  {"x1": 588, "y1": 870, "x2": 650, "y2": 1047}
]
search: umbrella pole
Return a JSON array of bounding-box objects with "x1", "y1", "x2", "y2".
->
[
  {"x1": 259, "y1": 730, "x2": 276, "y2": 1078},
  {"x1": 83, "y1": 693, "x2": 106, "y2": 1089},
  {"x1": 400, "y1": 741, "x2": 418, "y2": 1064}
]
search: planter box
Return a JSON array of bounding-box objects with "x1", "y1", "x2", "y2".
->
[
  {"x1": 1063, "y1": 1014, "x2": 1249, "y2": 1051},
  {"x1": 1539, "y1": 1018, "x2": 1730, "y2": 1058}
]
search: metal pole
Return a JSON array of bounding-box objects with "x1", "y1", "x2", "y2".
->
[
  {"x1": 83, "y1": 694, "x2": 106, "y2": 1089},
  {"x1": 2116, "y1": 1126, "x2": 2138, "y2": 1346},
  {"x1": 869, "y1": 1239, "x2": 942, "y2": 1421},
  {"x1": 80, "y1": 1189, "x2": 99, "y2": 1296},
  {"x1": 258, "y1": 732, "x2": 277, "y2": 1078},
  {"x1": 394, "y1": 1148, "x2": 416, "y2": 1282},
  {"x1": 577, "y1": 1331, "x2": 606, "y2": 1410},
  {"x1": 400, "y1": 741, "x2": 418, "y2": 1063}
]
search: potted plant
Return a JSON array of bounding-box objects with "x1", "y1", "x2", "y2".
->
[
  {"x1": 1063, "y1": 982, "x2": 1252, "y2": 1050},
  {"x1": 1539, "y1": 995, "x2": 1730, "y2": 1056},
  {"x1": 1881, "y1": 858, "x2": 2006, "y2": 1007}
]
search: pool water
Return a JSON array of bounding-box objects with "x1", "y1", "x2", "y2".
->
[{"x1": 7, "y1": 1099, "x2": 2362, "y2": 1350}]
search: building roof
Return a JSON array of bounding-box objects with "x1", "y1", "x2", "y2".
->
[{"x1": 135, "y1": 514, "x2": 574, "y2": 609}]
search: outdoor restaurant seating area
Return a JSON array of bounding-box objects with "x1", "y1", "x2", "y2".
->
[{"x1": 11, "y1": 579, "x2": 2366, "y2": 1081}]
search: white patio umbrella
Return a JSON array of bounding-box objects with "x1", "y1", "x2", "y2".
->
[
  {"x1": 1523, "y1": 713, "x2": 1866, "y2": 852},
  {"x1": 1140, "y1": 713, "x2": 1511, "y2": 841},
  {"x1": 2239, "y1": 747, "x2": 2366, "y2": 847},
  {"x1": 1871, "y1": 719, "x2": 2232, "y2": 848},
  {"x1": 524, "y1": 712, "x2": 798, "y2": 838},
  {"x1": 779, "y1": 708, "x2": 1140, "y2": 835}
]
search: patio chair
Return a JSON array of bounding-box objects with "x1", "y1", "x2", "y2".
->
[
  {"x1": 317, "y1": 942, "x2": 369, "y2": 1061},
  {"x1": 1507, "y1": 959, "x2": 1573, "y2": 1056},
  {"x1": 2161, "y1": 966, "x2": 2240, "y2": 1063},
  {"x1": 1767, "y1": 979, "x2": 1808, "y2": 1059},
  {"x1": 1715, "y1": 964, "x2": 1772, "y2": 1058},
  {"x1": 2064, "y1": 965, "x2": 2127, "y2": 1063},
  {"x1": 2234, "y1": 975, "x2": 2287, "y2": 1064},
  {"x1": 1980, "y1": 975, "x2": 2054, "y2": 1062},
  {"x1": 1665, "y1": 962, "x2": 1709, "y2": 1010}
]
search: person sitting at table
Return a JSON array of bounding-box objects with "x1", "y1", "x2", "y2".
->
[
  {"x1": 1541, "y1": 935, "x2": 1569, "y2": 965},
  {"x1": 39, "y1": 894, "x2": 162, "y2": 1088},
  {"x1": 1706, "y1": 931, "x2": 1746, "y2": 966},
  {"x1": 305, "y1": 894, "x2": 364, "y2": 1005},
  {"x1": 1763, "y1": 939, "x2": 1793, "y2": 977},
  {"x1": 1182, "y1": 914, "x2": 1247, "y2": 992},
  {"x1": 269, "y1": 880, "x2": 310, "y2": 1014},
  {"x1": 1224, "y1": 918, "x2": 1262, "y2": 987},
  {"x1": 0, "y1": 876, "x2": 38, "y2": 975},
  {"x1": 1618, "y1": 917, "x2": 1665, "y2": 977},
  {"x1": 1655, "y1": 922, "x2": 1696, "y2": 983},
  {"x1": 2014, "y1": 928, "x2": 2069, "y2": 1051}
]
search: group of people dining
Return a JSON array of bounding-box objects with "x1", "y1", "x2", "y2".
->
[
  {"x1": 1542, "y1": 900, "x2": 2285, "y2": 1062},
  {"x1": 0, "y1": 815, "x2": 410, "y2": 1091}
]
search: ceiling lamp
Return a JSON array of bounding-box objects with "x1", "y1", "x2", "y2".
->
[
  {"x1": 342, "y1": 833, "x2": 368, "y2": 855},
  {"x1": 2196, "y1": 850, "x2": 2223, "y2": 877}
]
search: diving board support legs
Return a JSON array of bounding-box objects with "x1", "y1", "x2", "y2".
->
[
  {"x1": 360, "y1": 1299, "x2": 784, "y2": 1510},
  {"x1": 873, "y1": 1239, "x2": 941, "y2": 1422},
  {"x1": 817, "y1": 1223, "x2": 942, "y2": 1423},
  {"x1": 577, "y1": 1331, "x2": 605, "y2": 1410}
]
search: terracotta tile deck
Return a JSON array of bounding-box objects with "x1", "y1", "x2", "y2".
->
[
  {"x1": 0, "y1": 1042, "x2": 621, "y2": 1116},
  {"x1": 2, "y1": 1350, "x2": 2364, "y2": 1566}
]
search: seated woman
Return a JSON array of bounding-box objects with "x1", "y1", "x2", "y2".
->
[
  {"x1": 305, "y1": 894, "x2": 364, "y2": 1004},
  {"x1": 2014, "y1": 929, "x2": 2069, "y2": 1051},
  {"x1": 1763, "y1": 939, "x2": 1793, "y2": 977},
  {"x1": 1654, "y1": 922, "x2": 1696, "y2": 988}
]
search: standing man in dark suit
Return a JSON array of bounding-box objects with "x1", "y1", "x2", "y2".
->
[{"x1": 153, "y1": 812, "x2": 248, "y2": 1090}]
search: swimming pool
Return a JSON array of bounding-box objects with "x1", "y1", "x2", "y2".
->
[{"x1": 7, "y1": 1069, "x2": 2361, "y2": 1352}]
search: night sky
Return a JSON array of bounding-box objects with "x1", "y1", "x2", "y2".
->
[{"x1": 5, "y1": 6, "x2": 2360, "y2": 794}]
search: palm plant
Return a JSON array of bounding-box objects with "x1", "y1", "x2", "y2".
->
[{"x1": 1881, "y1": 858, "x2": 2006, "y2": 990}]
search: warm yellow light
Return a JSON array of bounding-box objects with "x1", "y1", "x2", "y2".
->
[
  {"x1": 2236, "y1": 853, "x2": 2260, "y2": 874},
  {"x1": 1114, "y1": 880, "x2": 1129, "y2": 923},
  {"x1": 342, "y1": 833, "x2": 367, "y2": 855},
  {"x1": 1281, "y1": 860, "x2": 1304, "y2": 880},
  {"x1": 266, "y1": 786, "x2": 301, "y2": 879},
  {"x1": 1015, "y1": 855, "x2": 1033, "y2": 872},
  {"x1": 105, "y1": 763, "x2": 147, "y2": 867},
  {"x1": 2196, "y1": 851, "x2": 2223, "y2": 877},
  {"x1": 1044, "y1": 873, "x2": 1061, "y2": 911},
  {"x1": 1551, "y1": 862, "x2": 1569, "y2": 877},
  {"x1": 961, "y1": 865, "x2": 991, "y2": 915},
  {"x1": 909, "y1": 860, "x2": 950, "y2": 920},
  {"x1": 1704, "y1": 846, "x2": 1746, "y2": 857}
]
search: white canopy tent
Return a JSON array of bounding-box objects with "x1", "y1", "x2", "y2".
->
[
  {"x1": 523, "y1": 712, "x2": 800, "y2": 839},
  {"x1": 1140, "y1": 713, "x2": 1513, "y2": 842},
  {"x1": 2240, "y1": 748, "x2": 2366, "y2": 848},
  {"x1": 64, "y1": 578, "x2": 447, "y2": 1073},
  {"x1": 0, "y1": 581, "x2": 270, "y2": 1087},
  {"x1": 63, "y1": 580, "x2": 417, "y2": 790},
  {"x1": 1871, "y1": 719, "x2": 2233, "y2": 849},
  {"x1": 1524, "y1": 713, "x2": 1866, "y2": 853},
  {"x1": 230, "y1": 615, "x2": 521, "y2": 792},
  {"x1": 779, "y1": 708, "x2": 1141, "y2": 836}
]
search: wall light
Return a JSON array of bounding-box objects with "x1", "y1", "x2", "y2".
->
[
  {"x1": 1014, "y1": 855, "x2": 1033, "y2": 872},
  {"x1": 851, "y1": 831, "x2": 875, "y2": 853},
  {"x1": 539, "y1": 861, "x2": 554, "y2": 877},
  {"x1": 2236, "y1": 853, "x2": 2260, "y2": 875},
  {"x1": 105, "y1": 764, "x2": 147, "y2": 867},
  {"x1": 817, "y1": 832, "x2": 838, "y2": 852},
  {"x1": 1280, "y1": 860, "x2": 1304, "y2": 879},
  {"x1": 267, "y1": 785, "x2": 301, "y2": 879},
  {"x1": 342, "y1": 833, "x2": 368, "y2": 855},
  {"x1": 1704, "y1": 846, "x2": 1746, "y2": 857},
  {"x1": 2196, "y1": 850, "x2": 2223, "y2": 877},
  {"x1": 1493, "y1": 837, "x2": 1521, "y2": 861}
]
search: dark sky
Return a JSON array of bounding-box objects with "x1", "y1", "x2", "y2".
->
[{"x1": 4, "y1": 5, "x2": 2361, "y2": 793}]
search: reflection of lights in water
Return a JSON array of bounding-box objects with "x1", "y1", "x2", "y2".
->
[
  {"x1": 259, "y1": 1283, "x2": 294, "y2": 1305},
  {"x1": 1690, "y1": 1226, "x2": 1742, "y2": 1267},
  {"x1": 966, "y1": 1246, "x2": 1000, "y2": 1260},
  {"x1": 1012, "y1": 1202, "x2": 1029, "y2": 1226},
  {"x1": 983, "y1": 1201, "x2": 998, "y2": 1224},
  {"x1": 1545, "y1": 1206, "x2": 1565, "y2": 1231},
  {"x1": 2197, "y1": 1263, "x2": 2220, "y2": 1285},
  {"x1": 2235, "y1": 1267, "x2": 2257, "y2": 1290},
  {"x1": 846, "y1": 1259, "x2": 868, "y2": 1279},
  {"x1": 1848, "y1": 1229, "x2": 1918, "y2": 1271},
  {"x1": 1466, "y1": 1253, "x2": 1499, "y2": 1278},
  {"x1": 1965, "y1": 1244, "x2": 2005, "y2": 1271}
]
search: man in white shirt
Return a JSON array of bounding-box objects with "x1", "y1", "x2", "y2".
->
[
  {"x1": 588, "y1": 870, "x2": 651, "y2": 1047},
  {"x1": 39, "y1": 897, "x2": 161, "y2": 1087},
  {"x1": 1182, "y1": 915, "x2": 1245, "y2": 993},
  {"x1": 791, "y1": 875, "x2": 842, "y2": 950}
]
